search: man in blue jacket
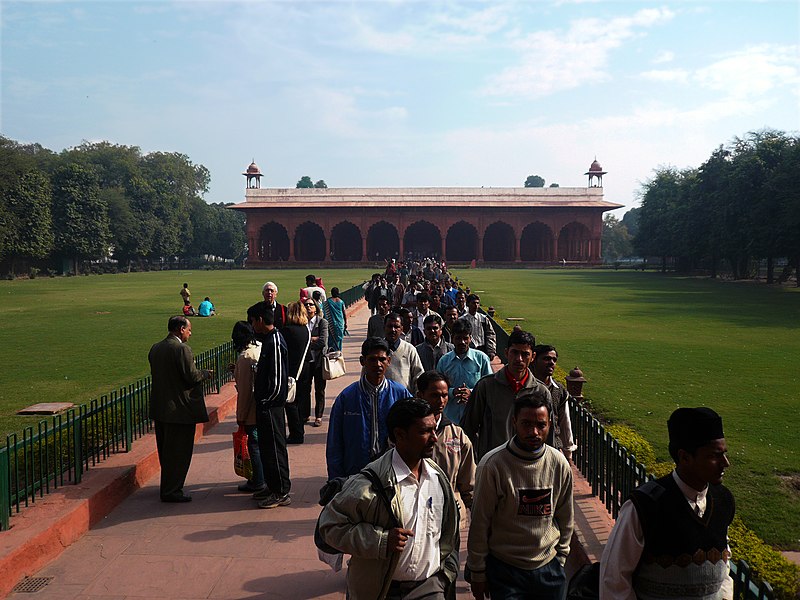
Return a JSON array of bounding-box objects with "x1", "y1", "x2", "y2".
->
[{"x1": 326, "y1": 337, "x2": 410, "y2": 480}]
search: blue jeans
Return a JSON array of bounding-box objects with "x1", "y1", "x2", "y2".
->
[
  {"x1": 486, "y1": 554, "x2": 565, "y2": 600},
  {"x1": 245, "y1": 425, "x2": 265, "y2": 488}
]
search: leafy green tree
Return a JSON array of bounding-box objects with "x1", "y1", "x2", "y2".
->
[
  {"x1": 621, "y1": 207, "x2": 640, "y2": 238},
  {"x1": 5, "y1": 171, "x2": 53, "y2": 272},
  {"x1": 51, "y1": 164, "x2": 110, "y2": 272},
  {"x1": 296, "y1": 176, "x2": 314, "y2": 188},
  {"x1": 549, "y1": 183, "x2": 559, "y2": 188},
  {"x1": 602, "y1": 215, "x2": 633, "y2": 261},
  {"x1": 314, "y1": 179, "x2": 328, "y2": 188},
  {"x1": 524, "y1": 175, "x2": 545, "y2": 188}
]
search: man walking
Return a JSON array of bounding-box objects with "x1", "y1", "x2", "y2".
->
[
  {"x1": 319, "y1": 399, "x2": 460, "y2": 600},
  {"x1": 326, "y1": 338, "x2": 410, "y2": 480},
  {"x1": 415, "y1": 313, "x2": 454, "y2": 371},
  {"x1": 148, "y1": 316, "x2": 212, "y2": 503},
  {"x1": 261, "y1": 281, "x2": 286, "y2": 329},
  {"x1": 247, "y1": 302, "x2": 292, "y2": 509},
  {"x1": 459, "y1": 294, "x2": 496, "y2": 360},
  {"x1": 531, "y1": 344, "x2": 576, "y2": 461},
  {"x1": 436, "y1": 320, "x2": 492, "y2": 425},
  {"x1": 600, "y1": 407, "x2": 734, "y2": 600},
  {"x1": 384, "y1": 312, "x2": 425, "y2": 394},
  {"x1": 461, "y1": 329, "x2": 550, "y2": 460},
  {"x1": 467, "y1": 394, "x2": 573, "y2": 600}
]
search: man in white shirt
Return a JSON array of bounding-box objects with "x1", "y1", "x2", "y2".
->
[
  {"x1": 384, "y1": 312, "x2": 425, "y2": 394},
  {"x1": 459, "y1": 294, "x2": 496, "y2": 360},
  {"x1": 600, "y1": 407, "x2": 734, "y2": 600},
  {"x1": 319, "y1": 399, "x2": 460, "y2": 600}
]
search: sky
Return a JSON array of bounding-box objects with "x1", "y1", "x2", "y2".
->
[{"x1": 2, "y1": 0, "x2": 799, "y2": 216}]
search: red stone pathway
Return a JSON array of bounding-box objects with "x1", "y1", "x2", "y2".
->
[{"x1": 6, "y1": 300, "x2": 613, "y2": 599}]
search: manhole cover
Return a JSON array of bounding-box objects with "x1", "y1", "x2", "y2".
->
[{"x1": 12, "y1": 577, "x2": 53, "y2": 593}]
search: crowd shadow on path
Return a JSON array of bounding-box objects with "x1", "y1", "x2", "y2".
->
[{"x1": 242, "y1": 569, "x2": 345, "y2": 599}]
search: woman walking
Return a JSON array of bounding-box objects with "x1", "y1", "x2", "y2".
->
[
  {"x1": 282, "y1": 302, "x2": 311, "y2": 445},
  {"x1": 325, "y1": 287, "x2": 346, "y2": 351},
  {"x1": 297, "y1": 298, "x2": 329, "y2": 427}
]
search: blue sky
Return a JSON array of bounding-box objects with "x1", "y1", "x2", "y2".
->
[{"x1": 2, "y1": 1, "x2": 798, "y2": 215}]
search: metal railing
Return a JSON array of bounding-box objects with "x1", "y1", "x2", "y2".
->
[{"x1": 0, "y1": 283, "x2": 366, "y2": 532}]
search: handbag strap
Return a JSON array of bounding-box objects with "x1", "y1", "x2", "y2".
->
[{"x1": 295, "y1": 333, "x2": 311, "y2": 379}]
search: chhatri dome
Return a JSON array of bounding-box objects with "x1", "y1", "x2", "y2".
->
[
  {"x1": 243, "y1": 160, "x2": 263, "y2": 189},
  {"x1": 585, "y1": 158, "x2": 607, "y2": 188}
]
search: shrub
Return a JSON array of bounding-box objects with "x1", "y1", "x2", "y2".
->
[
  {"x1": 605, "y1": 424, "x2": 657, "y2": 470},
  {"x1": 29, "y1": 267, "x2": 40, "y2": 279},
  {"x1": 728, "y1": 516, "x2": 800, "y2": 600}
]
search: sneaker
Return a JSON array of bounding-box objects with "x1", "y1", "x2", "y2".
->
[
  {"x1": 253, "y1": 487, "x2": 273, "y2": 500},
  {"x1": 258, "y1": 493, "x2": 291, "y2": 509}
]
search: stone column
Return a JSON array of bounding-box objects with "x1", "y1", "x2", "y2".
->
[
  {"x1": 399, "y1": 236, "x2": 405, "y2": 260},
  {"x1": 477, "y1": 236, "x2": 484, "y2": 262},
  {"x1": 362, "y1": 237, "x2": 368, "y2": 262},
  {"x1": 514, "y1": 236, "x2": 521, "y2": 262},
  {"x1": 288, "y1": 233, "x2": 295, "y2": 262},
  {"x1": 324, "y1": 236, "x2": 331, "y2": 262},
  {"x1": 552, "y1": 238, "x2": 558, "y2": 263}
]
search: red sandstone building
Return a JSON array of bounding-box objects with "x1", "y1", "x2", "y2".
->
[{"x1": 231, "y1": 161, "x2": 622, "y2": 266}]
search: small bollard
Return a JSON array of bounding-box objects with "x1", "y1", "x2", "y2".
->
[{"x1": 566, "y1": 366, "x2": 586, "y2": 400}]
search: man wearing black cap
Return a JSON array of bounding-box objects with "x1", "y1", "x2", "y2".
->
[{"x1": 600, "y1": 407, "x2": 734, "y2": 600}]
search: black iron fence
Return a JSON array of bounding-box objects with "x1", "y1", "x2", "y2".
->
[{"x1": 0, "y1": 283, "x2": 366, "y2": 532}]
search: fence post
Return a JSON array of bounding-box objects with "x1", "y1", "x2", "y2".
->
[
  {"x1": 72, "y1": 414, "x2": 83, "y2": 484},
  {"x1": 0, "y1": 446, "x2": 9, "y2": 531},
  {"x1": 124, "y1": 387, "x2": 133, "y2": 452}
]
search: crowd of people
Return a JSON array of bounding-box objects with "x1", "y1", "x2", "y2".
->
[{"x1": 149, "y1": 260, "x2": 735, "y2": 600}]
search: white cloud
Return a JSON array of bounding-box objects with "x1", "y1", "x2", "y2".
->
[
  {"x1": 483, "y1": 7, "x2": 676, "y2": 98},
  {"x1": 653, "y1": 50, "x2": 675, "y2": 64},
  {"x1": 694, "y1": 44, "x2": 800, "y2": 98}
]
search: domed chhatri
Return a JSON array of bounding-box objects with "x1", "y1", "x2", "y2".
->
[
  {"x1": 243, "y1": 160, "x2": 263, "y2": 189},
  {"x1": 585, "y1": 158, "x2": 607, "y2": 188}
]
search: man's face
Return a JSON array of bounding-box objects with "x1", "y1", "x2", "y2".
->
[
  {"x1": 683, "y1": 439, "x2": 730, "y2": 486},
  {"x1": 444, "y1": 308, "x2": 458, "y2": 326},
  {"x1": 248, "y1": 316, "x2": 271, "y2": 334},
  {"x1": 419, "y1": 379, "x2": 449, "y2": 417},
  {"x1": 360, "y1": 350, "x2": 390, "y2": 381},
  {"x1": 456, "y1": 293, "x2": 466, "y2": 307},
  {"x1": 417, "y1": 298, "x2": 429, "y2": 313},
  {"x1": 396, "y1": 415, "x2": 438, "y2": 460},
  {"x1": 424, "y1": 321, "x2": 442, "y2": 345},
  {"x1": 401, "y1": 313, "x2": 412, "y2": 333},
  {"x1": 533, "y1": 350, "x2": 557, "y2": 380},
  {"x1": 384, "y1": 317, "x2": 403, "y2": 343},
  {"x1": 377, "y1": 298, "x2": 390, "y2": 315},
  {"x1": 513, "y1": 406, "x2": 551, "y2": 451},
  {"x1": 262, "y1": 286, "x2": 277, "y2": 303},
  {"x1": 506, "y1": 343, "x2": 534, "y2": 377},
  {"x1": 453, "y1": 332, "x2": 471, "y2": 355},
  {"x1": 468, "y1": 297, "x2": 480, "y2": 314},
  {"x1": 179, "y1": 320, "x2": 192, "y2": 343}
]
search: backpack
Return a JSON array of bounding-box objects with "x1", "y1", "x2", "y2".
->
[{"x1": 314, "y1": 470, "x2": 399, "y2": 554}]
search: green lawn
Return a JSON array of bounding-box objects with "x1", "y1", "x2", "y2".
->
[
  {"x1": 455, "y1": 269, "x2": 800, "y2": 548},
  {"x1": 0, "y1": 269, "x2": 372, "y2": 439}
]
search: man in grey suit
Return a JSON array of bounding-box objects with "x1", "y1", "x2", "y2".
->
[{"x1": 149, "y1": 315, "x2": 212, "y2": 503}]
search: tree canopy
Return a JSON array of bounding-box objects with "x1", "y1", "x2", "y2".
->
[
  {"x1": 0, "y1": 136, "x2": 246, "y2": 274},
  {"x1": 524, "y1": 175, "x2": 545, "y2": 188}
]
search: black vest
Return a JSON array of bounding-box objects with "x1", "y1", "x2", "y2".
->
[{"x1": 631, "y1": 474, "x2": 734, "y2": 567}]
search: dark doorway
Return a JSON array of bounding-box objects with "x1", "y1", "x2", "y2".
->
[
  {"x1": 404, "y1": 221, "x2": 442, "y2": 259},
  {"x1": 483, "y1": 221, "x2": 515, "y2": 262},
  {"x1": 367, "y1": 221, "x2": 400, "y2": 261},
  {"x1": 330, "y1": 221, "x2": 362, "y2": 261},
  {"x1": 259, "y1": 222, "x2": 290, "y2": 261},
  {"x1": 446, "y1": 221, "x2": 478, "y2": 262},
  {"x1": 294, "y1": 222, "x2": 325, "y2": 261},
  {"x1": 557, "y1": 222, "x2": 592, "y2": 261},
  {"x1": 521, "y1": 222, "x2": 554, "y2": 261}
]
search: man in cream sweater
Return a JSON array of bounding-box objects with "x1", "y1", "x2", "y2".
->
[{"x1": 466, "y1": 391, "x2": 573, "y2": 599}]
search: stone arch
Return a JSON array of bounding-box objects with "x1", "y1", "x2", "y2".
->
[
  {"x1": 557, "y1": 221, "x2": 592, "y2": 261},
  {"x1": 445, "y1": 221, "x2": 478, "y2": 262},
  {"x1": 367, "y1": 221, "x2": 400, "y2": 261},
  {"x1": 330, "y1": 221, "x2": 362, "y2": 262},
  {"x1": 483, "y1": 221, "x2": 515, "y2": 262},
  {"x1": 521, "y1": 222, "x2": 554, "y2": 261},
  {"x1": 258, "y1": 222, "x2": 290, "y2": 261},
  {"x1": 404, "y1": 221, "x2": 442, "y2": 259},
  {"x1": 294, "y1": 221, "x2": 325, "y2": 261}
]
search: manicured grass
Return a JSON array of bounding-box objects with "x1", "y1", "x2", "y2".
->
[
  {"x1": 456, "y1": 269, "x2": 800, "y2": 549},
  {"x1": 0, "y1": 269, "x2": 372, "y2": 439}
]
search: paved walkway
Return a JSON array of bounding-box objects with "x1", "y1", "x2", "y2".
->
[{"x1": 9, "y1": 301, "x2": 612, "y2": 599}]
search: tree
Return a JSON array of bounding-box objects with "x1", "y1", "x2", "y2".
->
[
  {"x1": 524, "y1": 175, "x2": 545, "y2": 188},
  {"x1": 602, "y1": 215, "x2": 633, "y2": 262},
  {"x1": 296, "y1": 176, "x2": 314, "y2": 188},
  {"x1": 5, "y1": 171, "x2": 53, "y2": 272},
  {"x1": 51, "y1": 163, "x2": 110, "y2": 272},
  {"x1": 314, "y1": 179, "x2": 328, "y2": 188},
  {"x1": 621, "y1": 207, "x2": 640, "y2": 238},
  {"x1": 549, "y1": 183, "x2": 559, "y2": 188}
]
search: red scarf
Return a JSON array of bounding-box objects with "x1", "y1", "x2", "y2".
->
[{"x1": 505, "y1": 368, "x2": 529, "y2": 394}]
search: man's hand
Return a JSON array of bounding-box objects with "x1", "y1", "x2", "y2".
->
[
  {"x1": 470, "y1": 581, "x2": 488, "y2": 599},
  {"x1": 387, "y1": 527, "x2": 414, "y2": 553},
  {"x1": 455, "y1": 385, "x2": 471, "y2": 403}
]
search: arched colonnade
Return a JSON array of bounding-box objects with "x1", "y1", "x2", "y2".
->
[{"x1": 251, "y1": 218, "x2": 597, "y2": 263}]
